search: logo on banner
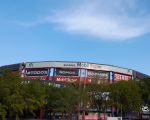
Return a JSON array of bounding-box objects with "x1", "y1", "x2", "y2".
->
[
  {"x1": 77, "y1": 62, "x2": 89, "y2": 67},
  {"x1": 29, "y1": 63, "x2": 33, "y2": 68}
]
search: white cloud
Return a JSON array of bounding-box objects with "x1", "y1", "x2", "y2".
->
[{"x1": 49, "y1": 0, "x2": 150, "y2": 40}]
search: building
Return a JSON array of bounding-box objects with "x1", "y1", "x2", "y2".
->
[
  {"x1": 0, "y1": 61, "x2": 148, "y2": 84},
  {"x1": 0, "y1": 61, "x2": 149, "y2": 119}
]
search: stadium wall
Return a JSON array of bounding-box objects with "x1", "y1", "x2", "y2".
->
[{"x1": 0, "y1": 61, "x2": 148, "y2": 84}]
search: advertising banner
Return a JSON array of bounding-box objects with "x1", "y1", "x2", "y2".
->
[
  {"x1": 114, "y1": 73, "x2": 132, "y2": 81},
  {"x1": 26, "y1": 62, "x2": 79, "y2": 68},
  {"x1": 54, "y1": 76, "x2": 80, "y2": 83},
  {"x1": 80, "y1": 69, "x2": 87, "y2": 77},
  {"x1": 55, "y1": 68, "x2": 79, "y2": 76},
  {"x1": 25, "y1": 68, "x2": 50, "y2": 80},
  {"x1": 26, "y1": 68, "x2": 48, "y2": 76},
  {"x1": 86, "y1": 70, "x2": 109, "y2": 84},
  {"x1": 87, "y1": 70, "x2": 109, "y2": 80},
  {"x1": 25, "y1": 76, "x2": 52, "y2": 80},
  {"x1": 25, "y1": 61, "x2": 132, "y2": 75}
]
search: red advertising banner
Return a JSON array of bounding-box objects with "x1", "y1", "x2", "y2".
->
[
  {"x1": 114, "y1": 73, "x2": 132, "y2": 81},
  {"x1": 54, "y1": 76, "x2": 81, "y2": 83},
  {"x1": 25, "y1": 76, "x2": 52, "y2": 81}
]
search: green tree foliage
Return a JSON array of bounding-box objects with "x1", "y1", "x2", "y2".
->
[
  {"x1": 69, "y1": 83, "x2": 90, "y2": 120},
  {"x1": 0, "y1": 103, "x2": 7, "y2": 120},
  {"x1": 109, "y1": 80, "x2": 142, "y2": 114},
  {"x1": 0, "y1": 70, "x2": 25, "y2": 120},
  {"x1": 46, "y1": 83, "x2": 89, "y2": 120},
  {"x1": 87, "y1": 82, "x2": 111, "y2": 114},
  {"x1": 0, "y1": 70, "x2": 47, "y2": 119},
  {"x1": 76, "y1": 83, "x2": 90, "y2": 111},
  {"x1": 22, "y1": 80, "x2": 47, "y2": 117},
  {"x1": 0, "y1": 70, "x2": 147, "y2": 119},
  {"x1": 138, "y1": 77, "x2": 150, "y2": 108},
  {"x1": 60, "y1": 84, "x2": 80, "y2": 113}
]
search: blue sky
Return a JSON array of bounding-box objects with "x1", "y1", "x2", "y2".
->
[{"x1": 0, "y1": 0, "x2": 150, "y2": 75}]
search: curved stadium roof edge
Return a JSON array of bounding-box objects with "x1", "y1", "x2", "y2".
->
[
  {"x1": 0, "y1": 61, "x2": 149, "y2": 80},
  {"x1": 25, "y1": 60, "x2": 132, "y2": 71}
]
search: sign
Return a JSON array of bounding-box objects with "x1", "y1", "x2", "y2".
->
[
  {"x1": 80, "y1": 69, "x2": 86, "y2": 77},
  {"x1": 114, "y1": 73, "x2": 132, "y2": 81},
  {"x1": 54, "y1": 76, "x2": 80, "y2": 83},
  {"x1": 26, "y1": 62, "x2": 79, "y2": 68},
  {"x1": 26, "y1": 76, "x2": 51, "y2": 80},
  {"x1": 87, "y1": 70, "x2": 109, "y2": 80},
  {"x1": 25, "y1": 61, "x2": 133, "y2": 75},
  {"x1": 56, "y1": 68, "x2": 79, "y2": 76},
  {"x1": 77, "y1": 62, "x2": 89, "y2": 67},
  {"x1": 63, "y1": 63, "x2": 77, "y2": 67},
  {"x1": 26, "y1": 68, "x2": 48, "y2": 76},
  {"x1": 107, "y1": 117, "x2": 122, "y2": 120}
]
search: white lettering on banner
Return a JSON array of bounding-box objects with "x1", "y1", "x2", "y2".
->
[
  {"x1": 26, "y1": 70, "x2": 48, "y2": 76},
  {"x1": 26, "y1": 76, "x2": 49, "y2": 80},
  {"x1": 114, "y1": 73, "x2": 131, "y2": 81},
  {"x1": 87, "y1": 70, "x2": 109, "y2": 80},
  {"x1": 59, "y1": 70, "x2": 76, "y2": 75},
  {"x1": 56, "y1": 68, "x2": 79, "y2": 76},
  {"x1": 55, "y1": 77, "x2": 79, "y2": 83}
]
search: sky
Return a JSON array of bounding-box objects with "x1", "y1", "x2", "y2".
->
[{"x1": 0, "y1": 0, "x2": 150, "y2": 75}]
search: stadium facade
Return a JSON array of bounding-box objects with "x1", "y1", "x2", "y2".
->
[{"x1": 0, "y1": 61, "x2": 148, "y2": 84}]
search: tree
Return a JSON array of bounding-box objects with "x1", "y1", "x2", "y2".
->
[
  {"x1": 0, "y1": 104, "x2": 7, "y2": 120},
  {"x1": 86, "y1": 81, "x2": 110, "y2": 120},
  {"x1": 46, "y1": 83, "x2": 89, "y2": 120},
  {"x1": 59, "y1": 84, "x2": 80, "y2": 120},
  {"x1": 138, "y1": 77, "x2": 150, "y2": 108},
  {"x1": 109, "y1": 80, "x2": 142, "y2": 116},
  {"x1": 0, "y1": 70, "x2": 25, "y2": 120},
  {"x1": 22, "y1": 80, "x2": 47, "y2": 119},
  {"x1": 0, "y1": 70, "x2": 47, "y2": 119}
]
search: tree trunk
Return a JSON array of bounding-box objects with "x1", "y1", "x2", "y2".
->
[
  {"x1": 67, "y1": 112, "x2": 72, "y2": 120},
  {"x1": 78, "y1": 110, "x2": 80, "y2": 120},
  {"x1": 40, "y1": 108, "x2": 43, "y2": 120},
  {"x1": 16, "y1": 114, "x2": 19, "y2": 120},
  {"x1": 82, "y1": 111, "x2": 85, "y2": 120},
  {"x1": 52, "y1": 112, "x2": 55, "y2": 120},
  {"x1": 62, "y1": 112, "x2": 64, "y2": 120}
]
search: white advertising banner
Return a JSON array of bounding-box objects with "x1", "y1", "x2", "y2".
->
[
  {"x1": 26, "y1": 61, "x2": 78, "y2": 68},
  {"x1": 87, "y1": 64, "x2": 132, "y2": 75}
]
